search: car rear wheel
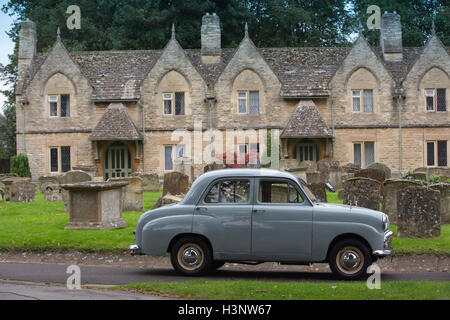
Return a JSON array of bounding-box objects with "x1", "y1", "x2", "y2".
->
[
  {"x1": 328, "y1": 239, "x2": 372, "y2": 280},
  {"x1": 170, "y1": 237, "x2": 212, "y2": 276}
]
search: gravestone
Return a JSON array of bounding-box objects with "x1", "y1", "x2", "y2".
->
[
  {"x1": 355, "y1": 168, "x2": 386, "y2": 184},
  {"x1": 317, "y1": 160, "x2": 340, "y2": 183},
  {"x1": 298, "y1": 161, "x2": 318, "y2": 173},
  {"x1": 397, "y1": 186, "x2": 440, "y2": 238},
  {"x1": 204, "y1": 162, "x2": 225, "y2": 173},
  {"x1": 110, "y1": 176, "x2": 144, "y2": 211},
  {"x1": 59, "y1": 170, "x2": 92, "y2": 211},
  {"x1": 343, "y1": 177, "x2": 382, "y2": 211},
  {"x1": 38, "y1": 176, "x2": 60, "y2": 193},
  {"x1": 306, "y1": 171, "x2": 321, "y2": 184},
  {"x1": 308, "y1": 182, "x2": 327, "y2": 202},
  {"x1": 429, "y1": 183, "x2": 450, "y2": 224},
  {"x1": 151, "y1": 194, "x2": 184, "y2": 210},
  {"x1": 341, "y1": 163, "x2": 360, "y2": 174},
  {"x1": 2, "y1": 177, "x2": 32, "y2": 201},
  {"x1": 62, "y1": 181, "x2": 128, "y2": 230},
  {"x1": 411, "y1": 173, "x2": 427, "y2": 181},
  {"x1": 8, "y1": 180, "x2": 37, "y2": 202},
  {"x1": 44, "y1": 184, "x2": 63, "y2": 202},
  {"x1": 367, "y1": 163, "x2": 391, "y2": 180},
  {"x1": 162, "y1": 172, "x2": 189, "y2": 197},
  {"x1": 138, "y1": 173, "x2": 160, "y2": 192},
  {"x1": 382, "y1": 179, "x2": 423, "y2": 223}
]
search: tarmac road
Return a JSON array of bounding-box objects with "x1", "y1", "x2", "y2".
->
[{"x1": 0, "y1": 262, "x2": 449, "y2": 286}]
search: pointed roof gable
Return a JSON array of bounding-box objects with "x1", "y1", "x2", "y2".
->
[
  {"x1": 281, "y1": 100, "x2": 332, "y2": 138},
  {"x1": 89, "y1": 103, "x2": 142, "y2": 141}
]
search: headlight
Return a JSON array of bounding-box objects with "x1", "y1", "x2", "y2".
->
[{"x1": 382, "y1": 214, "x2": 390, "y2": 230}]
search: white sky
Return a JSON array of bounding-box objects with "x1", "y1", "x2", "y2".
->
[{"x1": 0, "y1": 0, "x2": 17, "y2": 116}]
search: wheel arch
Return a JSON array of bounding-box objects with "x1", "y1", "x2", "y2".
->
[
  {"x1": 167, "y1": 233, "x2": 213, "y2": 254},
  {"x1": 326, "y1": 233, "x2": 373, "y2": 261}
]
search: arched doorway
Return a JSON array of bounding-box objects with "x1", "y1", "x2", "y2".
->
[
  {"x1": 294, "y1": 139, "x2": 320, "y2": 163},
  {"x1": 104, "y1": 142, "x2": 132, "y2": 180}
]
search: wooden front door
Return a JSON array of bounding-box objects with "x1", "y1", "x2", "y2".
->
[{"x1": 104, "y1": 143, "x2": 132, "y2": 180}]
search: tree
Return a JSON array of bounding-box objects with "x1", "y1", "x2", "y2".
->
[{"x1": 350, "y1": 0, "x2": 450, "y2": 47}]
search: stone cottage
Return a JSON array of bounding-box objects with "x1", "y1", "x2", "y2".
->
[{"x1": 15, "y1": 12, "x2": 449, "y2": 180}]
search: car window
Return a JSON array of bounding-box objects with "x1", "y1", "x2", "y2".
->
[
  {"x1": 258, "y1": 180, "x2": 304, "y2": 204},
  {"x1": 205, "y1": 180, "x2": 250, "y2": 204}
]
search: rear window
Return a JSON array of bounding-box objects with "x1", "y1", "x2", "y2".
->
[{"x1": 205, "y1": 180, "x2": 250, "y2": 204}]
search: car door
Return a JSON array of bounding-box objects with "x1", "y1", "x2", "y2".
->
[
  {"x1": 194, "y1": 178, "x2": 254, "y2": 258},
  {"x1": 251, "y1": 178, "x2": 313, "y2": 261}
]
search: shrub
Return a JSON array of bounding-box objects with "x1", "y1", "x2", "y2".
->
[{"x1": 10, "y1": 154, "x2": 31, "y2": 178}]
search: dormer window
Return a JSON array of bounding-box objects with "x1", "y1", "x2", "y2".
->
[
  {"x1": 425, "y1": 89, "x2": 446, "y2": 112},
  {"x1": 48, "y1": 94, "x2": 70, "y2": 117},
  {"x1": 163, "y1": 92, "x2": 185, "y2": 115},
  {"x1": 237, "y1": 91, "x2": 259, "y2": 114}
]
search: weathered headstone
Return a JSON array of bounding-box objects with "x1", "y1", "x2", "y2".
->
[
  {"x1": 203, "y1": 162, "x2": 225, "y2": 173},
  {"x1": 355, "y1": 168, "x2": 386, "y2": 184},
  {"x1": 44, "y1": 184, "x2": 63, "y2": 202},
  {"x1": 298, "y1": 160, "x2": 318, "y2": 173},
  {"x1": 397, "y1": 186, "x2": 440, "y2": 238},
  {"x1": 59, "y1": 170, "x2": 92, "y2": 211},
  {"x1": 62, "y1": 181, "x2": 128, "y2": 230},
  {"x1": 382, "y1": 179, "x2": 423, "y2": 223},
  {"x1": 429, "y1": 183, "x2": 450, "y2": 224},
  {"x1": 8, "y1": 180, "x2": 37, "y2": 202},
  {"x1": 317, "y1": 160, "x2": 340, "y2": 183},
  {"x1": 308, "y1": 182, "x2": 327, "y2": 202},
  {"x1": 110, "y1": 176, "x2": 144, "y2": 211},
  {"x1": 38, "y1": 175, "x2": 60, "y2": 193},
  {"x1": 343, "y1": 177, "x2": 382, "y2": 211},
  {"x1": 151, "y1": 193, "x2": 184, "y2": 210},
  {"x1": 367, "y1": 163, "x2": 391, "y2": 180},
  {"x1": 306, "y1": 171, "x2": 321, "y2": 184},
  {"x1": 137, "y1": 173, "x2": 160, "y2": 192},
  {"x1": 162, "y1": 172, "x2": 189, "y2": 197},
  {"x1": 341, "y1": 163, "x2": 361, "y2": 174},
  {"x1": 411, "y1": 173, "x2": 427, "y2": 181}
]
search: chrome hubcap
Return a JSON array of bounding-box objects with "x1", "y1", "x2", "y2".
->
[
  {"x1": 336, "y1": 246, "x2": 363, "y2": 274},
  {"x1": 340, "y1": 251, "x2": 360, "y2": 270},
  {"x1": 182, "y1": 248, "x2": 199, "y2": 266}
]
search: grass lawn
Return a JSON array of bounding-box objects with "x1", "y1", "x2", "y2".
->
[
  {"x1": 115, "y1": 280, "x2": 450, "y2": 300},
  {"x1": 0, "y1": 189, "x2": 448, "y2": 255},
  {"x1": 0, "y1": 190, "x2": 161, "y2": 252}
]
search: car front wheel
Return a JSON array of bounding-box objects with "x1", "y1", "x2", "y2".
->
[
  {"x1": 170, "y1": 237, "x2": 212, "y2": 276},
  {"x1": 328, "y1": 239, "x2": 372, "y2": 280}
]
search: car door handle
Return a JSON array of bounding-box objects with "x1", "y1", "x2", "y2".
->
[
  {"x1": 252, "y1": 209, "x2": 265, "y2": 214},
  {"x1": 196, "y1": 207, "x2": 208, "y2": 212}
]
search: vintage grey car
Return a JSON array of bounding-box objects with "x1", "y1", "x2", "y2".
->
[{"x1": 130, "y1": 169, "x2": 393, "y2": 279}]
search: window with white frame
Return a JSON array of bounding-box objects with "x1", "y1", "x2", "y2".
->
[
  {"x1": 425, "y1": 89, "x2": 447, "y2": 112},
  {"x1": 352, "y1": 89, "x2": 373, "y2": 113},
  {"x1": 163, "y1": 92, "x2": 185, "y2": 115},
  {"x1": 48, "y1": 94, "x2": 70, "y2": 117},
  {"x1": 427, "y1": 140, "x2": 447, "y2": 167},
  {"x1": 237, "y1": 91, "x2": 260, "y2": 114},
  {"x1": 353, "y1": 142, "x2": 375, "y2": 168},
  {"x1": 49, "y1": 146, "x2": 71, "y2": 173}
]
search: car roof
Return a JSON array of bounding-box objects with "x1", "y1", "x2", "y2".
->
[{"x1": 182, "y1": 168, "x2": 300, "y2": 205}]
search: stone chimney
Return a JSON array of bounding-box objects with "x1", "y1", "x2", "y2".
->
[
  {"x1": 201, "y1": 13, "x2": 221, "y2": 64},
  {"x1": 380, "y1": 12, "x2": 403, "y2": 62},
  {"x1": 18, "y1": 20, "x2": 37, "y2": 80}
]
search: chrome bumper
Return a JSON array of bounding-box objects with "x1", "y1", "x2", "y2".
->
[
  {"x1": 129, "y1": 244, "x2": 140, "y2": 256},
  {"x1": 373, "y1": 230, "x2": 394, "y2": 257}
]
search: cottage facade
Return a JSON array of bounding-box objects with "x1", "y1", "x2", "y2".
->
[{"x1": 15, "y1": 13, "x2": 449, "y2": 180}]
